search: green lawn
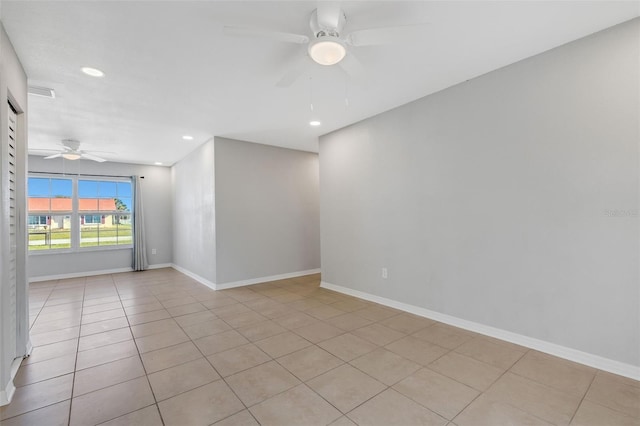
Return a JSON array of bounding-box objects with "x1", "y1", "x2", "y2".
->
[{"x1": 29, "y1": 225, "x2": 133, "y2": 250}]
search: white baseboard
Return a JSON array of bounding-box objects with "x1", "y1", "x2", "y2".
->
[
  {"x1": 170, "y1": 264, "x2": 216, "y2": 291},
  {"x1": 29, "y1": 267, "x2": 134, "y2": 282},
  {"x1": 321, "y1": 281, "x2": 640, "y2": 381},
  {"x1": 0, "y1": 356, "x2": 23, "y2": 406},
  {"x1": 29, "y1": 263, "x2": 173, "y2": 282},
  {"x1": 147, "y1": 263, "x2": 173, "y2": 270},
  {"x1": 215, "y1": 269, "x2": 321, "y2": 290}
]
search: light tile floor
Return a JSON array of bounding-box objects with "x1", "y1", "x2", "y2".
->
[{"x1": 1, "y1": 268, "x2": 638, "y2": 425}]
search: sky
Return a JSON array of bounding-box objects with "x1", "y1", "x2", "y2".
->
[{"x1": 28, "y1": 178, "x2": 133, "y2": 211}]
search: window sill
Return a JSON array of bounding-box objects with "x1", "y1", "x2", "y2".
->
[{"x1": 28, "y1": 245, "x2": 133, "y2": 255}]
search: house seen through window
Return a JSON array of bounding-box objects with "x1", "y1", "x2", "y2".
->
[{"x1": 28, "y1": 176, "x2": 133, "y2": 251}]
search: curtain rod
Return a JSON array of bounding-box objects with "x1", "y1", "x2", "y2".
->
[{"x1": 28, "y1": 171, "x2": 144, "y2": 179}]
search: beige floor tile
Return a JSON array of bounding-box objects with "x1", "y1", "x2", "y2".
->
[
  {"x1": 213, "y1": 409, "x2": 259, "y2": 426},
  {"x1": 455, "y1": 336, "x2": 526, "y2": 370},
  {"x1": 135, "y1": 328, "x2": 190, "y2": 353},
  {"x1": 305, "y1": 304, "x2": 345, "y2": 320},
  {"x1": 82, "y1": 308, "x2": 126, "y2": 324},
  {"x1": 352, "y1": 323, "x2": 405, "y2": 346},
  {"x1": 120, "y1": 296, "x2": 158, "y2": 307},
  {"x1": 226, "y1": 361, "x2": 300, "y2": 406},
  {"x1": 70, "y1": 377, "x2": 155, "y2": 426},
  {"x1": 385, "y1": 335, "x2": 449, "y2": 366},
  {"x1": 454, "y1": 394, "x2": 553, "y2": 426},
  {"x1": 237, "y1": 320, "x2": 287, "y2": 342},
  {"x1": 584, "y1": 372, "x2": 640, "y2": 418},
  {"x1": 393, "y1": 368, "x2": 479, "y2": 419},
  {"x1": 484, "y1": 372, "x2": 582, "y2": 425},
  {"x1": 158, "y1": 380, "x2": 245, "y2": 426},
  {"x1": 380, "y1": 313, "x2": 436, "y2": 334},
  {"x1": 141, "y1": 341, "x2": 203, "y2": 373},
  {"x1": 78, "y1": 327, "x2": 133, "y2": 351},
  {"x1": 76, "y1": 339, "x2": 139, "y2": 370},
  {"x1": 325, "y1": 313, "x2": 373, "y2": 331},
  {"x1": 74, "y1": 355, "x2": 146, "y2": 396},
  {"x1": 161, "y1": 296, "x2": 197, "y2": 308},
  {"x1": 250, "y1": 384, "x2": 342, "y2": 426},
  {"x1": 318, "y1": 333, "x2": 378, "y2": 361},
  {"x1": 81, "y1": 301, "x2": 123, "y2": 315},
  {"x1": 0, "y1": 399, "x2": 70, "y2": 426},
  {"x1": 30, "y1": 326, "x2": 80, "y2": 347},
  {"x1": 412, "y1": 323, "x2": 476, "y2": 350},
  {"x1": 287, "y1": 298, "x2": 325, "y2": 311},
  {"x1": 351, "y1": 348, "x2": 421, "y2": 386},
  {"x1": 148, "y1": 357, "x2": 221, "y2": 401},
  {"x1": 212, "y1": 303, "x2": 252, "y2": 318},
  {"x1": 254, "y1": 303, "x2": 296, "y2": 319},
  {"x1": 130, "y1": 318, "x2": 181, "y2": 338},
  {"x1": 307, "y1": 364, "x2": 386, "y2": 413},
  {"x1": 127, "y1": 309, "x2": 171, "y2": 325},
  {"x1": 98, "y1": 405, "x2": 163, "y2": 426},
  {"x1": 167, "y1": 301, "x2": 207, "y2": 317},
  {"x1": 274, "y1": 311, "x2": 318, "y2": 329},
  {"x1": 429, "y1": 351, "x2": 503, "y2": 391},
  {"x1": 174, "y1": 310, "x2": 217, "y2": 327},
  {"x1": 123, "y1": 302, "x2": 164, "y2": 316},
  {"x1": 355, "y1": 305, "x2": 401, "y2": 321},
  {"x1": 329, "y1": 416, "x2": 358, "y2": 426},
  {"x1": 293, "y1": 321, "x2": 344, "y2": 343},
  {"x1": 255, "y1": 331, "x2": 313, "y2": 358},
  {"x1": 195, "y1": 330, "x2": 250, "y2": 356},
  {"x1": 80, "y1": 316, "x2": 130, "y2": 337},
  {"x1": 207, "y1": 343, "x2": 271, "y2": 377},
  {"x1": 13, "y1": 353, "x2": 76, "y2": 386},
  {"x1": 0, "y1": 374, "x2": 73, "y2": 420},
  {"x1": 183, "y1": 318, "x2": 232, "y2": 339},
  {"x1": 30, "y1": 316, "x2": 81, "y2": 334},
  {"x1": 347, "y1": 388, "x2": 447, "y2": 426},
  {"x1": 201, "y1": 297, "x2": 239, "y2": 310},
  {"x1": 329, "y1": 300, "x2": 369, "y2": 313},
  {"x1": 277, "y1": 345, "x2": 344, "y2": 381},
  {"x1": 570, "y1": 400, "x2": 638, "y2": 426},
  {"x1": 225, "y1": 311, "x2": 270, "y2": 328},
  {"x1": 511, "y1": 351, "x2": 596, "y2": 397},
  {"x1": 22, "y1": 338, "x2": 78, "y2": 365}
]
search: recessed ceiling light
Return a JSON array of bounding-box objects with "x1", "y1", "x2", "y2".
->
[
  {"x1": 309, "y1": 120, "x2": 321, "y2": 126},
  {"x1": 182, "y1": 135, "x2": 194, "y2": 140},
  {"x1": 154, "y1": 162, "x2": 163, "y2": 166},
  {"x1": 81, "y1": 67, "x2": 105, "y2": 77}
]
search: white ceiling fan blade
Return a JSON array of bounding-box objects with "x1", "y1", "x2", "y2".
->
[
  {"x1": 316, "y1": 1, "x2": 342, "y2": 30},
  {"x1": 338, "y1": 52, "x2": 364, "y2": 78},
  {"x1": 346, "y1": 24, "x2": 430, "y2": 47},
  {"x1": 276, "y1": 55, "x2": 313, "y2": 88},
  {"x1": 81, "y1": 153, "x2": 107, "y2": 163},
  {"x1": 43, "y1": 153, "x2": 62, "y2": 160},
  {"x1": 223, "y1": 26, "x2": 309, "y2": 44}
]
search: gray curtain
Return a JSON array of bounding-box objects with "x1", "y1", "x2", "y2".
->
[{"x1": 132, "y1": 175, "x2": 148, "y2": 271}]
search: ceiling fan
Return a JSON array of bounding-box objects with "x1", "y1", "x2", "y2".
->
[
  {"x1": 41, "y1": 139, "x2": 108, "y2": 162},
  {"x1": 223, "y1": 2, "x2": 428, "y2": 87}
]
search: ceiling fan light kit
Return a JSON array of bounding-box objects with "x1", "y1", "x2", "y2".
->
[
  {"x1": 308, "y1": 36, "x2": 346, "y2": 65},
  {"x1": 62, "y1": 153, "x2": 82, "y2": 161}
]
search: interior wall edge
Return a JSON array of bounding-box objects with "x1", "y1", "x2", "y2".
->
[{"x1": 215, "y1": 268, "x2": 321, "y2": 290}]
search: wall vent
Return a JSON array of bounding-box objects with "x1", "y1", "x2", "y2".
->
[{"x1": 27, "y1": 86, "x2": 55, "y2": 99}]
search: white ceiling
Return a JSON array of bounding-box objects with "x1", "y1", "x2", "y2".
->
[{"x1": 2, "y1": 1, "x2": 638, "y2": 165}]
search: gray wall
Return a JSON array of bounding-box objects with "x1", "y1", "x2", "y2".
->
[
  {"x1": 0, "y1": 21, "x2": 29, "y2": 403},
  {"x1": 171, "y1": 140, "x2": 216, "y2": 284},
  {"x1": 214, "y1": 137, "x2": 320, "y2": 284},
  {"x1": 320, "y1": 19, "x2": 639, "y2": 367},
  {"x1": 28, "y1": 156, "x2": 173, "y2": 278}
]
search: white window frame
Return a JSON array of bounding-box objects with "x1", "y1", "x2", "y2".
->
[{"x1": 28, "y1": 174, "x2": 133, "y2": 255}]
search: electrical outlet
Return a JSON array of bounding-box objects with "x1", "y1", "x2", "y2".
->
[
  {"x1": 382, "y1": 267, "x2": 388, "y2": 279},
  {"x1": 151, "y1": 248, "x2": 157, "y2": 255}
]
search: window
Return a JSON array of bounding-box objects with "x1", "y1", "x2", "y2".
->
[{"x1": 27, "y1": 176, "x2": 133, "y2": 252}]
